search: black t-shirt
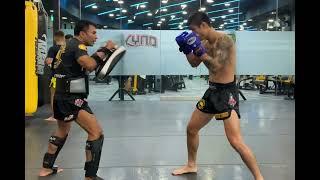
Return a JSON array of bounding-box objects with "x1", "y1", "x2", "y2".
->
[
  {"x1": 47, "y1": 44, "x2": 61, "y2": 76},
  {"x1": 53, "y1": 38, "x2": 88, "y2": 79},
  {"x1": 54, "y1": 38, "x2": 89, "y2": 97}
]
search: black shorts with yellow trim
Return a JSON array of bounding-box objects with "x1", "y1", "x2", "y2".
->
[
  {"x1": 49, "y1": 77, "x2": 57, "y2": 88},
  {"x1": 196, "y1": 81, "x2": 241, "y2": 120}
]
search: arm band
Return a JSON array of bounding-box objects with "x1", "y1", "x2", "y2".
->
[
  {"x1": 91, "y1": 47, "x2": 113, "y2": 67},
  {"x1": 91, "y1": 53, "x2": 103, "y2": 66}
]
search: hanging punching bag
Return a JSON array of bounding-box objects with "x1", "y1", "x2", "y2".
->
[
  {"x1": 25, "y1": 1, "x2": 38, "y2": 115},
  {"x1": 36, "y1": 0, "x2": 49, "y2": 106}
]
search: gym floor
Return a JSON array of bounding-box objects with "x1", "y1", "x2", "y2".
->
[{"x1": 25, "y1": 78, "x2": 295, "y2": 180}]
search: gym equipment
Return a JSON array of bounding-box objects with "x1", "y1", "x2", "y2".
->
[
  {"x1": 154, "y1": 75, "x2": 165, "y2": 93},
  {"x1": 283, "y1": 75, "x2": 295, "y2": 100},
  {"x1": 132, "y1": 75, "x2": 147, "y2": 95},
  {"x1": 146, "y1": 75, "x2": 156, "y2": 93},
  {"x1": 25, "y1": 1, "x2": 38, "y2": 114},
  {"x1": 36, "y1": 0, "x2": 50, "y2": 106},
  {"x1": 95, "y1": 46, "x2": 126, "y2": 81},
  {"x1": 237, "y1": 75, "x2": 256, "y2": 90},
  {"x1": 35, "y1": 0, "x2": 47, "y2": 75},
  {"x1": 253, "y1": 75, "x2": 279, "y2": 95},
  {"x1": 164, "y1": 75, "x2": 186, "y2": 91},
  {"x1": 132, "y1": 75, "x2": 138, "y2": 95},
  {"x1": 109, "y1": 76, "x2": 135, "y2": 101},
  {"x1": 276, "y1": 75, "x2": 295, "y2": 98}
]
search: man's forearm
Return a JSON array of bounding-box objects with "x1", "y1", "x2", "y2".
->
[
  {"x1": 199, "y1": 53, "x2": 213, "y2": 62},
  {"x1": 186, "y1": 53, "x2": 202, "y2": 67},
  {"x1": 90, "y1": 51, "x2": 106, "y2": 71},
  {"x1": 199, "y1": 53, "x2": 220, "y2": 70}
]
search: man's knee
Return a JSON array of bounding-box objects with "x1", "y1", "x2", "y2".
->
[
  {"x1": 88, "y1": 128, "x2": 103, "y2": 140},
  {"x1": 186, "y1": 125, "x2": 198, "y2": 136},
  {"x1": 57, "y1": 129, "x2": 69, "y2": 137},
  {"x1": 228, "y1": 137, "x2": 245, "y2": 151},
  {"x1": 56, "y1": 124, "x2": 71, "y2": 137},
  {"x1": 77, "y1": 110, "x2": 103, "y2": 139}
]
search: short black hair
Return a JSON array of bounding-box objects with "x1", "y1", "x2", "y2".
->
[
  {"x1": 54, "y1": 30, "x2": 64, "y2": 37},
  {"x1": 74, "y1": 20, "x2": 97, "y2": 36},
  {"x1": 187, "y1": 12, "x2": 211, "y2": 27},
  {"x1": 65, "y1": 34, "x2": 73, "y2": 40}
]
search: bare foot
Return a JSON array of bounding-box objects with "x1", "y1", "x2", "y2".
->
[
  {"x1": 44, "y1": 116, "x2": 57, "y2": 122},
  {"x1": 172, "y1": 165, "x2": 197, "y2": 176},
  {"x1": 38, "y1": 167, "x2": 63, "y2": 176}
]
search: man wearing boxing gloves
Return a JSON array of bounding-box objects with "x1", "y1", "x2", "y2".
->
[
  {"x1": 172, "y1": 12, "x2": 264, "y2": 180},
  {"x1": 38, "y1": 20, "x2": 117, "y2": 180}
]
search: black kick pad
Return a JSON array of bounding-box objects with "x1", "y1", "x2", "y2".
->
[{"x1": 96, "y1": 46, "x2": 126, "y2": 81}]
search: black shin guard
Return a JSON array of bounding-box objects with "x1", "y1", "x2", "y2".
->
[
  {"x1": 84, "y1": 134, "x2": 104, "y2": 177},
  {"x1": 42, "y1": 135, "x2": 68, "y2": 168}
]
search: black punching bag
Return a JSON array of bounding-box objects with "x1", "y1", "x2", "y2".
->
[{"x1": 36, "y1": 0, "x2": 50, "y2": 106}]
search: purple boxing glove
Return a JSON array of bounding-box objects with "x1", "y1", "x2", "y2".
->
[
  {"x1": 175, "y1": 31, "x2": 192, "y2": 55},
  {"x1": 185, "y1": 32, "x2": 206, "y2": 57},
  {"x1": 193, "y1": 45, "x2": 206, "y2": 57}
]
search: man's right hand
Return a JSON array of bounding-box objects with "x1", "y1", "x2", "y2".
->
[
  {"x1": 175, "y1": 31, "x2": 192, "y2": 55},
  {"x1": 105, "y1": 40, "x2": 117, "y2": 51},
  {"x1": 95, "y1": 40, "x2": 118, "y2": 61},
  {"x1": 185, "y1": 32, "x2": 206, "y2": 57}
]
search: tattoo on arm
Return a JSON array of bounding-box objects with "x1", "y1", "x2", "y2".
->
[
  {"x1": 203, "y1": 55, "x2": 216, "y2": 70},
  {"x1": 215, "y1": 35, "x2": 234, "y2": 65},
  {"x1": 204, "y1": 35, "x2": 234, "y2": 68}
]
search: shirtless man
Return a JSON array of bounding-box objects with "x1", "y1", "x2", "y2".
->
[{"x1": 172, "y1": 12, "x2": 264, "y2": 180}]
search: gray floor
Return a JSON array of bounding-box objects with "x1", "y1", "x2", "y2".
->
[{"x1": 25, "y1": 82, "x2": 295, "y2": 180}]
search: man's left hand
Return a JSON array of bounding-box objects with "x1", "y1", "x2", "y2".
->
[{"x1": 185, "y1": 32, "x2": 206, "y2": 57}]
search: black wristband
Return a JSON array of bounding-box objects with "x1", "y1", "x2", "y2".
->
[
  {"x1": 97, "y1": 47, "x2": 113, "y2": 58},
  {"x1": 91, "y1": 53, "x2": 103, "y2": 66}
]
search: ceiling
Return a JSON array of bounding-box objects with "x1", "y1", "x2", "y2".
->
[{"x1": 43, "y1": 0, "x2": 294, "y2": 31}]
